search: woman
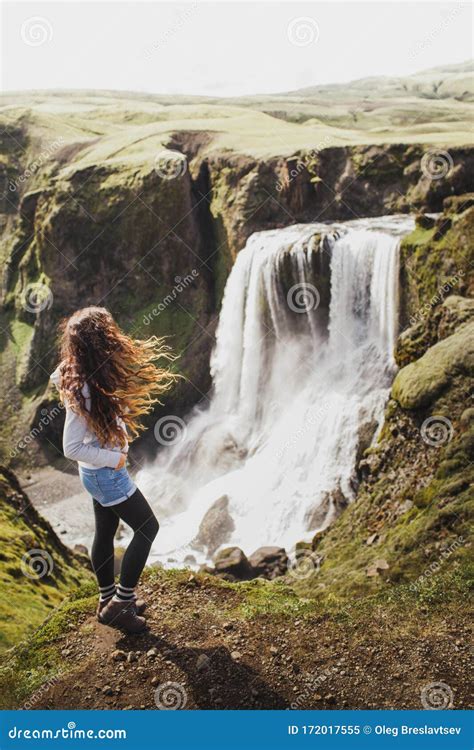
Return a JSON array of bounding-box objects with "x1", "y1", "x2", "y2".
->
[{"x1": 51, "y1": 306, "x2": 178, "y2": 633}]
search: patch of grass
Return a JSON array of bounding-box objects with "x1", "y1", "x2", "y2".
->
[
  {"x1": 0, "y1": 471, "x2": 93, "y2": 654},
  {"x1": 0, "y1": 582, "x2": 96, "y2": 709},
  {"x1": 226, "y1": 578, "x2": 315, "y2": 620}
]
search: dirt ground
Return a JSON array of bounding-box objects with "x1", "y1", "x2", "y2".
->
[{"x1": 32, "y1": 574, "x2": 472, "y2": 711}]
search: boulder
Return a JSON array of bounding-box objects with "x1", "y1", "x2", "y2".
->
[
  {"x1": 192, "y1": 495, "x2": 235, "y2": 556},
  {"x1": 366, "y1": 559, "x2": 390, "y2": 577},
  {"x1": 306, "y1": 486, "x2": 348, "y2": 530},
  {"x1": 213, "y1": 547, "x2": 254, "y2": 581},
  {"x1": 73, "y1": 544, "x2": 88, "y2": 557},
  {"x1": 392, "y1": 321, "x2": 474, "y2": 409},
  {"x1": 294, "y1": 541, "x2": 312, "y2": 559},
  {"x1": 415, "y1": 213, "x2": 436, "y2": 230},
  {"x1": 311, "y1": 530, "x2": 327, "y2": 551},
  {"x1": 355, "y1": 419, "x2": 379, "y2": 467},
  {"x1": 248, "y1": 546, "x2": 289, "y2": 579},
  {"x1": 443, "y1": 193, "x2": 474, "y2": 214}
]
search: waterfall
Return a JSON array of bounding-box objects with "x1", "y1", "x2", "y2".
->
[{"x1": 137, "y1": 215, "x2": 414, "y2": 566}]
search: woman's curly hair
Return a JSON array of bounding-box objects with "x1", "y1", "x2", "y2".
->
[{"x1": 56, "y1": 306, "x2": 179, "y2": 447}]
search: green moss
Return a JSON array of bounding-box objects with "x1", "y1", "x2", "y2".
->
[
  {"x1": 392, "y1": 321, "x2": 474, "y2": 409},
  {"x1": 399, "y1": 205, "x2": 474, "y2": 326},
  {"x1": 228, "y1": 578, "x2": 313, "y2": 620},
  {"x1": 292, "y1": 375, "x2": 473, "y2": 604},
  {"x1": 123, "y1": 292, "x2": 198, "y2": 359},
  {"x1": 9, "y1": 320, "x2": 34, "y2": 354},
  {"x1": 0, "y1": 471, "x2": 92, "y2": 654},
  {"x1": 0, "y1": 584, "x2": 96, "y2": 709}
]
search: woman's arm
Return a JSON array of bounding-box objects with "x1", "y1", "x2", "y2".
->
[
  {"x1": 51, "y1": 367, "x2": 125, "y2": 468},
  {"x1": 63, "y1": 403, "x2": 124, "y2": 468}
]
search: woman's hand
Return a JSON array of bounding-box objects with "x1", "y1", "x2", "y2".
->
[{"x1": 115, "y1": 453, "x2": 127, "y2": 470}]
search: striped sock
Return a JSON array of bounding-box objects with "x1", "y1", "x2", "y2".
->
[
  {"x1": 99, "y1": 583, "x2": 116, "y2": 602},
  {"x1": 113, "y1": 584, "x2": 136, "y2": 603}
]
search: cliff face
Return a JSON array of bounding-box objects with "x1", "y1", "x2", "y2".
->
[
  {"x1": 0, "y1": 466, "x2": 91, "y2": 653},
  {"x1": 296, "y1": 201, "x2": 473, "y2": 600},
  {"x1": 0, "y1": 170, "x2": 472, "y2": 712},
  {"x1": 1, "y1": 143, "x2": 217, "y2": 464},
  {"x1": 205, "y1": 144, "x2": 473, "y2": 300},
  {"x1": 1, "y1": 116, "x2": 472, "y2": 467}
]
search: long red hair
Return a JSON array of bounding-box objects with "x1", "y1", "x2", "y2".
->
[{"x1": 56, "y1": 306, "x2": 178, "y2": 447}]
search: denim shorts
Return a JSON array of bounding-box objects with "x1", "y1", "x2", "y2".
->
[{"x1": 79, "y1": 466, "x2": 137, "y2": 507}]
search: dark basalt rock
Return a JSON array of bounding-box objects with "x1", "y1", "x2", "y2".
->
[
  {"x1": 248, "y1": 546, "x2": 289, "y2": 579},
  {"x1": 192, "y1": 495, "x2": 235, "y2": 556},
  {"x1": 213, "y1": 546, "x2": 255, "y2": 581}
]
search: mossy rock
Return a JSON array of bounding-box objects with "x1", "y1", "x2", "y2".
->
[
  {"x1": 398, "y1": 202, "x2": 474, "y2": 329},
  {"x1": 392, "y1": 321, "x2": 474, "y2": 409}
]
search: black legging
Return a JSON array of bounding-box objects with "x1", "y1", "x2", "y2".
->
[{"x1": 91, "y1": 488, "x2": 159, "y2": 589}]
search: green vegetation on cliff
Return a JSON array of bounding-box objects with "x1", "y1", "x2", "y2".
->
[
  {"x1": 392, "y1": 321, "x2": 474, "y2": 408},
  {"x1": 292, "y1": 201, "x2": 474, "y2": 604},
  {"x1": 0, "y1": 467, "x2": 92, "y2": 653},
  {"x1": 1, "y1": 562, "x2": 471, "y2": 710}
]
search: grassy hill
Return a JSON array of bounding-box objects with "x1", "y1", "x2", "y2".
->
[{"x1": 0, "y1": 60, "x2": 472, "y2": 167}]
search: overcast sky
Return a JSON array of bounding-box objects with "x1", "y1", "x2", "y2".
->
[{"x1": 1, "y1": 1, "x2": 472, "y2": 96}]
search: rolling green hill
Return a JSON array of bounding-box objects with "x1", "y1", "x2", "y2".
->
[{"x1": 1, "y1": 59, "x2": 472, "y2": 165}]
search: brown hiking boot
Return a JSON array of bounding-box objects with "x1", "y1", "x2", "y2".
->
[
  {"x1": 99, "y1": 598, "x2": 147, "y2": 634},
  {"x1": 96, "y1": 597, "x2": 146, "y2": 621}
]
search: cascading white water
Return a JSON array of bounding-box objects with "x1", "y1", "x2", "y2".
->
[{"x1": 137, "y1": 215, "x2": 414, "y2": 566}]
